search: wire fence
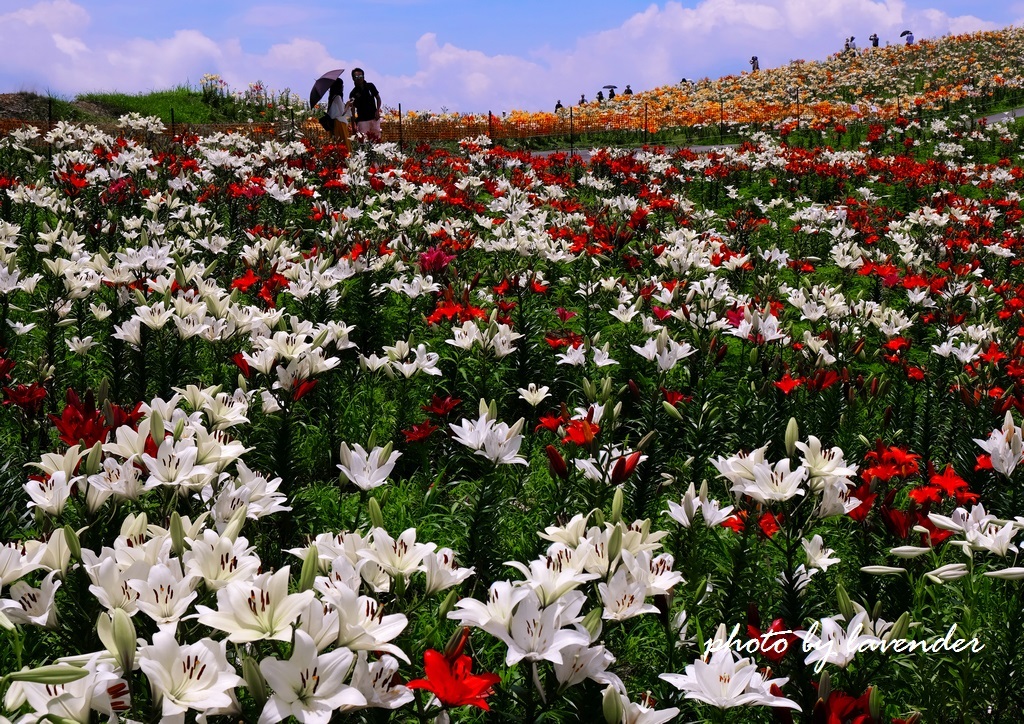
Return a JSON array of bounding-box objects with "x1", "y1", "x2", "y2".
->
[{"x1": 3, "y1": 85, "x2": 1024, "y2": 154}]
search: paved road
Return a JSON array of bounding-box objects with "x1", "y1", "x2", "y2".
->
[
  {"x1": 982, "y1": 107, "x2": 1024, "y2": 124},
  {"x1": 533, "y1": 143, "x2": 734, "y2": 163},
  {"x1": 532, "y1": 107, "x2": 1024, "y2": 162}
]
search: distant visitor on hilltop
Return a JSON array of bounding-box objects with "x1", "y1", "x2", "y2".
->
[
  {"x1": 554, "y1": 99, "x2": 563, "y2": 112},
  {"x1": 623, "y1": 84, "x2": 633, "y2": 95},
  {"x1": 869, "y1": 33, "x2": 879, "y2": 48},
  {"x1": 750, "y1": 56, "x2": 759, "y2": 71}
]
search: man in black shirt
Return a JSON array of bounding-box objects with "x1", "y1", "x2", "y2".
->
[{"x1": 348, "y1": 68, "x2": 382, "y2": 142}]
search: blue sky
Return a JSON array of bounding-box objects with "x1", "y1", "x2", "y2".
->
[{"x1": 1, "y1": 0, "x2": 1021, "y2": 113}]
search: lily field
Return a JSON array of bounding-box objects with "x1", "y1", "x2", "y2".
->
[{"x1": 5, "y1": 46, "x2": 1024, "y2": 724}]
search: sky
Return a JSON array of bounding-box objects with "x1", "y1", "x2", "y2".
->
[{"x1": 1, "y1": 0, "x2": 1022, "y2": 114}]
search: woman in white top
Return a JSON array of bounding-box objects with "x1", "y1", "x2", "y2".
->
[{"x1": 327, "y1": 80, "x2": 353, "y2": 153}]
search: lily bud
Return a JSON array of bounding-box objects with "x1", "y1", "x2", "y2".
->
[
  {"x1": 311, "y1": 328, "x2": 330, "y2": 350},
  {"x1": 627, "y1": 379, "x2": 641, "y2": 400},
  {"x1": 149, "y1": 409, "x2": 165, "y2": 443},
  {"x1": 242, "y1": 655, "x2": 268, "y2": 710},
  {"x1": 368, "y1": 497, "x2": 385, "y2": 530},
  {"x1": 62, "y1": 525, "x2": 81, "y2": 564},
  {"x1": 610, "y1": 487, "x2": 624, "y2": 524},
  {"x1": 169, "y1": 512, "x2": 186, "y2": 557},
  {"x1": 602, "y1": 685, "x2": 624, "y2": 724},
  {"x1": 885, "y1": 611, "x2": 910, "y2": 643},
  {"x1": 83, "y1": 441, "x2": 103, "y2": 475},
  {"x1": 662, "y1": 400, "x2": 684, "y2": 421},
  {"x1": 601, "y1": 376, "x2": 612, "y2": 400},
  {"x1": 101, "y1": 399, "x2": 116, "y2": 427},
  {"x1": 607, "y1": 524, "x2": 623, "y2": 564},
  {"x1": 637, "y1": 430, "x2": 656, "y2": 452},
  {"x1": 611, "y1": 451, "x2": 642, "y2": 486},
  {"x1": 836, "y1": 583, "x2": 855, "y2": 621},
  {"x1": 112, "y1": 608, "x2": 137, "y2": 673},
  {"x1": 444, "y1": 627, "x2": 471, "y2": 660},
  {"x1": 0, "y1": 609, "x2": 13, "y2": 631},
  {"x1": 487, "y1": 399, "x2": 498, "y2": 420},
  {"x1": 591, "y1": 508, "x2": 605, "y2": 529},
  {"x1": 222, "y1": 505, "x2": 248, "y2": 542},
  {"x1": 582, "y1": 608, "x2": 604, "y2": 641},
  {"x1": 868, "y1": 686, "x2": 882, "y2": 719},
  {"x1": 174, "y1": 265, "x2": 188, "y2": 290},
  {"x1": 784, "y1": 417, "x2": 799, "y2": 457},
  {"x1": 749, "y1": 347, "x2": 759, "y2": 367},
  {"x1": 173, "y1": 417, "x2": 186, "y2": 441},
  {"x1": 818, "y1": 670, "x2": 831, "y2": 702},
  {"x1": 545, "y1": 445, "x2": 569, "y2": 480},
  {"x1": 438, "y1": 589, "x2": 459, "y2": 618},
  {"x1": 298, "y1": 544, "x2": 319, "y2": 592},
  {"x1": 238, "y1": 373, "x2": 248, "y2": 393},
  {"x1": 582, "y1": 377, "x2": 596, "y2": 402},
  {"x1": 6, "y1": 664, "x2": 89, "y2": 685}
]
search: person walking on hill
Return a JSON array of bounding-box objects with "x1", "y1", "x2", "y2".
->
[
  {"x1": 554, "y1": 99, "x2": 563, "y2": 112},
  {"x1": 750, "y1": 56, "x2": 759, "y2": 71},
  {"x1": 348, "y1": 68, "x2": 382, "y2": 142},
  {"x1": 869, "y1": 33, "x2": 879, "y2": 48},
  {"x1": 579, "y1": 93, "x2": 586, "y2": 105},
  {"x1": 596, "y1": 90, "x2": 604, "y2": 102},
  {"x1": 623, "y1": 84, "x2": 633, "y2": 95}
]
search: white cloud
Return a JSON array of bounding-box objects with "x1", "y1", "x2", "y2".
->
[
  {"x1": 368, "y1": 0, "x2": 998, "y2": 111},
  {"x1": 52, "y1": 33, "x2": 88, "y2": 57},
  {"x1": 0, "y1": 0, "x2": 1005, "y2": 111},
  {"x1": 3, "y1": 0, "x2": 88, "y2": 31}
]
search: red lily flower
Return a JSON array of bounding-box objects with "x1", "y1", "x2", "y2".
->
[
  {"x1": 3, "y1": 382, "x2": 47, "y2": 417},
  {"x1": 422, "y1": 395, "x2": 461, "y2": 417},
  {"x1": 747, "y1": 606, "x2": 798, "y2": 663},
  {"x1": 403, "y1": 420, "x2": 439, "y2": 443},
  {"x1": 661, "y1": 387, "x2": 691, "y2": 406},
  {"x1": 49, "y1": 389, "x2": 109, "y2": 447},
  {"x1": 230, "y1": 268, "x2": 260, "y2": 293},
  {"x1": 562, "y1": 418, "x2": 599, "y2": 446},
  {"x1": 406, "y1": 649, "x2": 500, "y2": 712},
  {"x1": 610, "y1": 451, "x2": 643, "y2": 485},
  {"x1": 774, "y1": 373, "x2": 803, "y2": 395},
  {"x1": 535, "y1": 413, "x2": 565, "y2": 434},
  {"x1": 291, "y1": 378, "x2": 318, "y2": 402}
]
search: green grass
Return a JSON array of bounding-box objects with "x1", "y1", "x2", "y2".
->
[{"x1": 76, "y1": 86, "x2": 222, "y2": 124}]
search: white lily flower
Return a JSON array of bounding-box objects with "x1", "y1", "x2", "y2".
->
[
  {"x1": 138, "y1": 630, "x2": 244, "y2": 721},
  {"x1": 500, "y1": 589, "x2": 590, "y2": 666},
  {"x1": 517, "y1": 383, "x2": 551, "y2": 407},
  {"x1": 338, "y1": 443, "x2": 401, "y2": 491},
  {"x1": 194, "y1": 566, "x2": 314, "y2": 643},
  {"x1": 258, "y1": 630, "x2": 366, "y2": 724}
]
